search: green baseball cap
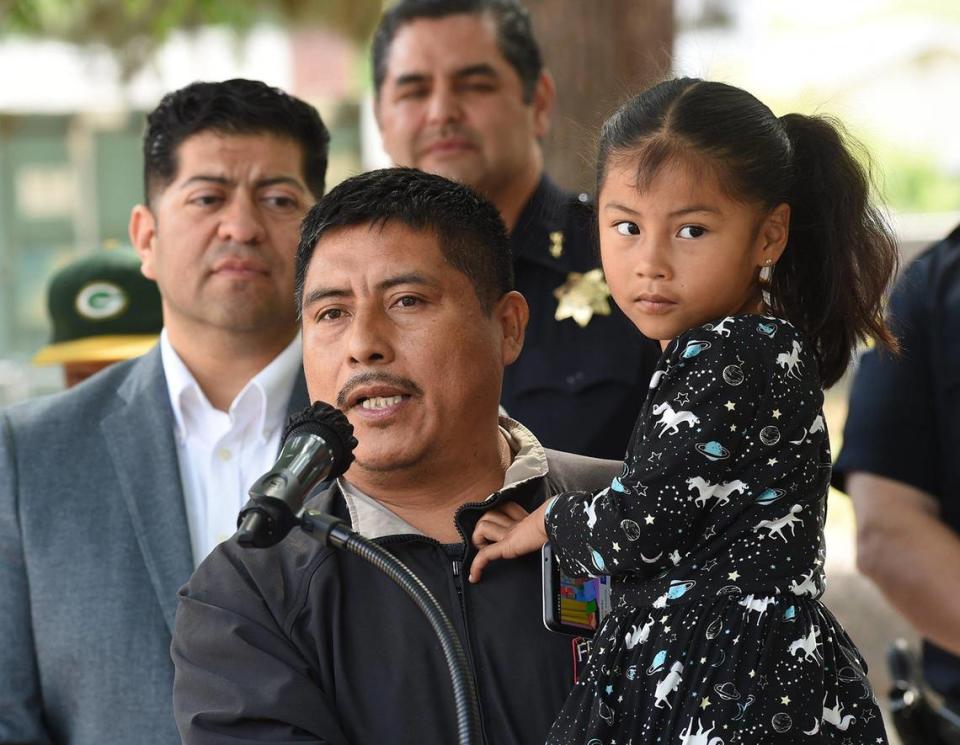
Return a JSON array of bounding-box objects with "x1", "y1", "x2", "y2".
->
[{"x1": 33, "y1": 250, "x2": 163, "y2": 365}]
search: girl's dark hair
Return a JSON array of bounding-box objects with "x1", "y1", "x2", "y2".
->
[{"x1": 597, "y1": 77, "x2": 898, "y2": 387}]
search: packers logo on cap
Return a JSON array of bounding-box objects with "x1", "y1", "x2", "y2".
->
[
  {"x1": 33, "y1": 249, "x2": 162, "y2": 366},
  {"x1": 75, "y1": 281, "x2": 128, "y2": 321}
]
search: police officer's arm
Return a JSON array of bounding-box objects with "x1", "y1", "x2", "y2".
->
[
  {"x1": 836, "y1": 249, "x2": 960, "y2": 653},
  {"x1": 849, "y1": 472, "x2": 960, "y2": 658}
]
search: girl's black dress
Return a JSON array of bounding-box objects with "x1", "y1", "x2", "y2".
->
[{"x1": 545, "y1": 315, "x2": 888, "y2": 744}]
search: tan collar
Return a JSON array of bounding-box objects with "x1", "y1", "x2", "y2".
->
[{"x1": 337, "y1": 416, "x2": 548, "y2": 540}]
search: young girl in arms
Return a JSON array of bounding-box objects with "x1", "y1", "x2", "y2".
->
[{"x1": 469, "y1": 78, "x2": 896, "y2": 743}]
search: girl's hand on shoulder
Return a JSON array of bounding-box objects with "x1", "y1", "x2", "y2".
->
[
  {"x1": 472, "y1": 501, "x2": 530, "y2": 548},
  {"x1": 468, "y1": 500, "x2": 549, "y2": 583}
]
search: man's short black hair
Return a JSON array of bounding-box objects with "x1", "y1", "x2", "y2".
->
[
  {"x1": 296, "y1": 168, "x2": 513, "y2": 314},
  {"x1": 142, "y1": 78, "x2": 330, "y2": 204},
  {"x1": 372, "y1": 0, "x2": 543, "y2": 102}
]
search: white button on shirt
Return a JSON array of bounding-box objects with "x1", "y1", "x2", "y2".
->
[{"x1": 160, "y1": 331, "x2": 303, "y2": 567}]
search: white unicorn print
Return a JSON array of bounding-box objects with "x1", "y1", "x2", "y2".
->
[
  {"x1": 804, "y1": 693, "x2": 857, "y2": 734},
  {"x1": 775, "y1": 339, "x2": 804, "y2": 379},
  {"x1": 809, "y1": 414, "x2": 826, "y2": 436},
  {"x1": 788, "y1": 625, "x2": 822, "y2": 663},
  {"x1": 653, "y1": 661, "x2": 684, "y2": 709},
  {"x1": 753, "y1": 504, "x2": 804, "y2": 542},
  {"x1": 789, "y1": 414, "x2": 826, "y2": 445},
  {"x1": 707, "y1": 317, "x2": 734, "y2": 338},
  {"x1": 653, "y1": 402, "x2": 700, "y2": 437},
  {"x1": 686, "y1": 477, "x2": 749, "y2": 509},
  {"x1": 583, "y1": 489, "x2": 607, "y2": 531},
  {"x1": 738, "y1": 594, "x2": 777, "y2": 624},
  {"x1": 823, "y1": 696, "x2": 857, "y2": 731},
  {"x1": 679, "y1": 718, "x2": 724, "y2": 745},
  {"x1": 789, "y1": 568, "x2": 818, "y2": 597},
  {"x1": 625, "y1": 618, "x2": 654, "y2": 650}
]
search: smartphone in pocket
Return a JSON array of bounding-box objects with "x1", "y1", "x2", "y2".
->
[{"x1": 541, "y1": 542, "x2": 611, "y2": 636}]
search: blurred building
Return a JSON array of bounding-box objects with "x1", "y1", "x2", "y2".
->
[{"x1": 0, "y1": 25, "x2": 364, "y2": 403}]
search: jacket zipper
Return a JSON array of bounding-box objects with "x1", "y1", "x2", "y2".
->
[
  {"x1": 374, "y1": 534, "x2": 489, "y2": 745},
  {"x1": 451, "y1": 556, "x2": 489, "y2": 745}
]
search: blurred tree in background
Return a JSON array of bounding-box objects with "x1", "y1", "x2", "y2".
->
[
  {"x1": 0, "y1": 0, "x2": 674, "y2": 192},
  {"x1": 527, "y1": 0, "x2": 672, "y2": 192},
  {"x1": 0, "y1": 0, "x2": 384, "y2": 79}
]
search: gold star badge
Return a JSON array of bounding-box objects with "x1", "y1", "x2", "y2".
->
[
  {"x1": 553, "y1": 268, "x2": 612, "y2": 327},
  {"x1": 549, "y1": 230, "x2": 564, "y2": 259}
]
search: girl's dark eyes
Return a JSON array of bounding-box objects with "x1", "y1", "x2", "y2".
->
[
  {"x1": 678, "y1": 225, "x2": 707, "y2": 239},
  {"x1": 614, "y1": 221, "x2": 640, "y2": 236}
]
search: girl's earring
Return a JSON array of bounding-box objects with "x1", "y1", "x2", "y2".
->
[{"x1": 759, "y1": 258, "x2": 775, "y2": 297}]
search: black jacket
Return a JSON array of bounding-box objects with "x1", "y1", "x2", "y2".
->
[
  {"x1": 504, "y1": 176, "x2": 661, "y2": 460},
  {"x1": 173, "y1": 440, "x2": 619, "y2": 745}
]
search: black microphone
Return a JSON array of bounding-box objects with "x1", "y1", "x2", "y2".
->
[{"x1": 236, "y1": 401, "x2": 357, "y2": 548}]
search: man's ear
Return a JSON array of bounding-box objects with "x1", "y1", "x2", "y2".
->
[
  {"x1": 496, "y1": 290, "x2": 529, "y2": 365},
  {"x1": 531, "y1": 70, "x2": 555, "y2": 139},
  {"x1": 756, "y1": 202, "x2": 790, "y2": 266},
  {"x1": 129, "y1": 204, "x2": 158, "y2": 280}
]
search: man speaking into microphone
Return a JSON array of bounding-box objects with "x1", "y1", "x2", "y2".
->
[{"x1": 172, "y1": 168, "x2": 620, "y2": 745}]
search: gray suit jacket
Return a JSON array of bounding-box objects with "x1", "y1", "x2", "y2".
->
[{"x1": 0, "y1": 346, "x2": 308, "y2": 745}]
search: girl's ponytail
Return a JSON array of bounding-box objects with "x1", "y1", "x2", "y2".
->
[
  {"x1": 597, "y1": 79, "x2": 898, "y2": 388},
  {"x1": 770, "y1": 115, "x2": 898, "y2": 386}
]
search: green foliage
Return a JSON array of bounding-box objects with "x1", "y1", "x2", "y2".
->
[
  {"x1": 874, "y1": 146, "x2": 960, "y2": 213},
  {"x1": 0, "y1": 0, "x2": 384, "y2": 78}
]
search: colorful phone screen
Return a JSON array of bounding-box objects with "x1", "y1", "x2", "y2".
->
[
  {"x1": 543, "y1": 542, "x2": 611, "y2": 636},
  {"x1": 558, "y1": 573, "x2": 612, "y2": 630}
]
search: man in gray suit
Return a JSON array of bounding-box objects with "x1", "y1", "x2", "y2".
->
[{"x1": 0, "y1": 79, "x2": 328, "y2": 745}]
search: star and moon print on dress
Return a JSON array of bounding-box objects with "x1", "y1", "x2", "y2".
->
[{"x1": 544, "y1": 315, "x2": 887, "y2": 744}]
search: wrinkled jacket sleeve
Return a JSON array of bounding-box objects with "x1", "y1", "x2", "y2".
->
[
  {"x1": 546, "y1": 324, "x2": 785, "y2": 579},
  {"x1": 172, "y1": 546, "x2": 350, "y2": 745},
  {"x1": 0, "y1": 413, "x2": 53, "y2": 745}
]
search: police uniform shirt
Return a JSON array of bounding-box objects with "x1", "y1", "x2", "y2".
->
[
  {"x1": 502, "y1": 175, "x2": 662, "y2": 460},
  {"x1": 834, "y1": 223, "x2": 960, "y2": 701}
]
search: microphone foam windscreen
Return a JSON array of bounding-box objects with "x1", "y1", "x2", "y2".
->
[{"x1": 283, "y1": 401, "x2": 358, "y2": 478}]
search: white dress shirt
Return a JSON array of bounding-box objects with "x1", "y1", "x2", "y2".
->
[{"x1": 160, "y1": 331, "x2": 302, "y2": 567}]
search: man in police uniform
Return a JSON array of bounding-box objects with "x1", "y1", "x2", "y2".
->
[
  {"x1": 371, "y1": 0, "x2": 660, "y2": 459},
  {"x1": 835, "y1": 223, "x2": 960, "y2": 740}
]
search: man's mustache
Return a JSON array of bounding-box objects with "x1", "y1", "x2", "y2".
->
[{"x1": 336, "y1": 372, "x2": 423, "y2": 409}]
